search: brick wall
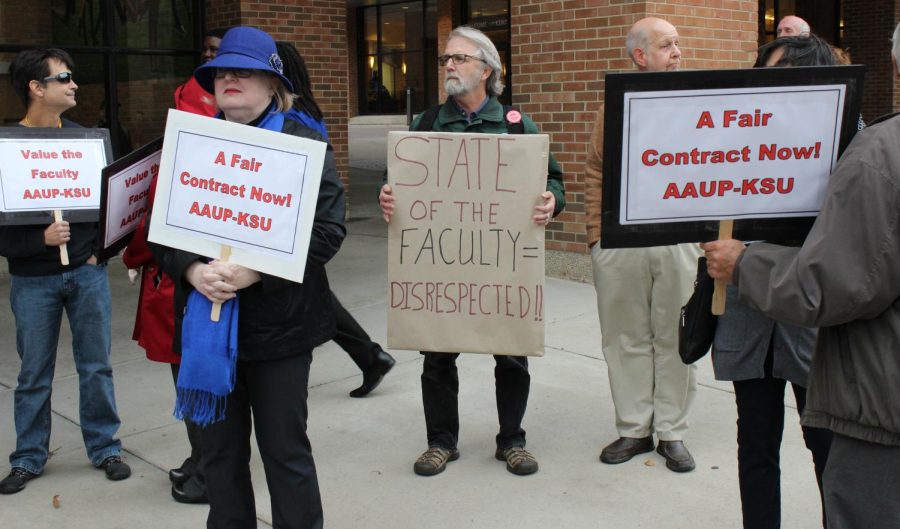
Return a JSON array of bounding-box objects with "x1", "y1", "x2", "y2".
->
[
  {"x1": 205, "y1": 0, "x2": 351, "y2": 203},
  {"x1": 843, "y1": 0, "x2": 898, "y2": 121},
  {"x1": 510, "y1": 0, "x2": 758, "y2": 253}
]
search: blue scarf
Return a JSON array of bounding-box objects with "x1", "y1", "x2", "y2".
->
[{"x1": 174, "y1": 291, "x2": 239, "y2": 426}]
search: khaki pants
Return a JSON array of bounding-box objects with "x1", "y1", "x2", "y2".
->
[{"x1": 591, "y1": 243, "x2": 700, "y2": 440}]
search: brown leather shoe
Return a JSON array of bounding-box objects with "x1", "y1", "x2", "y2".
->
[
  {"x1": 599, "y1": 436, "x2": 654, "y2": 464},
  {"x1": 656, "y1": 440, "x2": 696, "y2": 472}
]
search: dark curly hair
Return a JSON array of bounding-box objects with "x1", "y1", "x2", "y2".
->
[
  {"x1": 9, "y1": 48, "x2": 75, "y2": 108},
  {"x1": 276, "y1": 41, "x2": 323, "y2": 122},
  {"x1": 754, "y1": 34, "x2": 837, "y2": 68}
]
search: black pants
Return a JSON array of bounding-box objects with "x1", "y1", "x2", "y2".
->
[
  {"x1": 170, "y1": 363, "x2": 204, "y2": 480},
  {"x1": 733, "y1": 352, "x2": 832, "y2": 529},
  {"x1": 202, "y1": 352, "x2": 323, "y2": 529},
  {"x1": 421, "y1": 352, "x2": 529, "y2": 450},
  {"x1": 331, "y1": 292, "x2": 380, "y2": 371}
]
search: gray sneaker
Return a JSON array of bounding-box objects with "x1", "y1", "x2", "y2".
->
[
  {"x1": 495, "y1": 446, "x2": 539, "y2": 476},
  {"x1": 413, "y1": 447, "x2": 460, "y2": 476}
]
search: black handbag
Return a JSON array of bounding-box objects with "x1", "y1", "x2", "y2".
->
[{"x1": 678, "y1": 256, "x2": 717, "y2": 364}]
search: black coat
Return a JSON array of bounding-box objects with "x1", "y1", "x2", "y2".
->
[{"x1": 152, "y1": 118, "x2": 346, "y2": 361}]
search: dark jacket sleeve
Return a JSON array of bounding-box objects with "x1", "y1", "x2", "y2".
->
[
  {"x1": 0, "y1": 225, "x2": 47, "y2": 259},
  {"x1": 256, "y1": 121, "x2": 345, "y2": 292},
  {"x1": 736, "y1": 125, "x2": 900, "y2": 328},
  {"x1": 522, "y1": 115, "x2": 566, "y2": 216}
]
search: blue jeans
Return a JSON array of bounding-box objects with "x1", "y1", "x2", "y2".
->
[{"x1": 9, "y1": 263, "x2": 122, "y2": 474}]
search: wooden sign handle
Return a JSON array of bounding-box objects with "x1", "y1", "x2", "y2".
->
[
  {"x1": 711, "y1": 219, "x2": 733, "y2": 316},
  {"x1": 210, "y1": 245, "x2": 232, "y2": 322},
  {"x1": 54, "y1": 210, "x2": 69, "y2": 266}
]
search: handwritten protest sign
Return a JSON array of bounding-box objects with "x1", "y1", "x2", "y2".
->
[
  {"x1": 97, "y1": 138, "x2": 163, "y2": 261},
  {"x1": 148, "y1": 109, "x2": 325, "y2": 283},
  {"x1": 600, "y1": 66, "x2": 864, "y2": 248},
  {"x1": 0, "y1": 128, "x2": 110, "y2": 225},
  {"x1": 620, "y1": 85, "x2": 844, "y2": 224},
  {"x1": 387, "y1": 131, "x2": 548, "y2": 356}
]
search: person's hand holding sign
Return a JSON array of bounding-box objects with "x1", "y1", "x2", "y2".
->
[
  {"x1": 700, "y1": 239, "x2": 746, "y2": 283},
  {"x1": 44, "y1": 220, "x2": 70, "y2": 246},
  {"x1": 185, "y1": 260, "x2": 260, "y2": 304},
  {"x1": 532, "y1": 191, "x2": 555, "y2": 227},
  {"x1": 379, "y1": 184, "x2": 395, "y2": 223}
]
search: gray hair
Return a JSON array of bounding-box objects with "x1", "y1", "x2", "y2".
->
[
  {"x1": 893, "y1": 21, "x2": 900, "y2": 63},
  {"x1": 625, "y1": 25, "x2": 650, "y2": 63},
  {"x1": 449, "y1": 26, "x2": 505, "y2": 97}
]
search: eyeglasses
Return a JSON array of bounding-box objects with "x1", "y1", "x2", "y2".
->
[
  {"x1": 214, "y1": 68, "x2": 255, "y2": 79},
  {"x1": 41, "y1": 72, "x2": 74, "y2": 84},
  {"x1": 437, "y1": 54, "x2": 487, "y2": 66}
]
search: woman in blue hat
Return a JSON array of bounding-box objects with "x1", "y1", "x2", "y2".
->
[{"x1": 152, "y1": 26, "x2": 345, "y2": 529}]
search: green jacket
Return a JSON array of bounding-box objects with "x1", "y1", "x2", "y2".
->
[{"x1": 409, "y1": 96, "x2": 566, "y2": 216}]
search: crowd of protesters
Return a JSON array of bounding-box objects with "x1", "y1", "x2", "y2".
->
[{"x1": 1, "y1": 15, "x2": 898, "y2": 529}]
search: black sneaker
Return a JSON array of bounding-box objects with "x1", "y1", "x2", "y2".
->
[
  {"x1": 0, "y1": 468, "x2": 38, "y2": 494},
  {"x1": 99, "y1": 456, "x2": 132, "y2": 481}
]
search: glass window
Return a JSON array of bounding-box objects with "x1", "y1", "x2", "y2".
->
[
  {"x1": 114, "y1": 1, "x2": 197, "y2": 50},
  {"x1": 1, "y1": 0, "x2": 203, "y2": 158},
  {"x1": 358, "y1": 0, "x2": 437, "y2": 115}
]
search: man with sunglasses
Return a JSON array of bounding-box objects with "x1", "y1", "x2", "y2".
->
[
  {"x1": 0, "y1": 48, "x2": 130, "y2": 495},
  {"x1": 379, "y1": 25, "x2": 565, "y2": 477}
]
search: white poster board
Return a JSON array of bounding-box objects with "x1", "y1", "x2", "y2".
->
[
  {"x1": 148, "y1": 109, "x2": 325, "y2": 282},
  {"x1": 103, "y1": 149, "x2": 160, "y2": 249},
  {"x1": 387, "y1": 131, "x2": 548, "y2": 356},
  {"x1": 620, "y1": 85, "x2": 845, "y2": 224},
  {"x1": 0, "y1": 137, "x2": 107, "y2": 212}
]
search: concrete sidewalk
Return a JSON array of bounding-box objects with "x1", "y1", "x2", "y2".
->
[{"x1": 0, "y1": 170, "x2": 823, "y2": 529}]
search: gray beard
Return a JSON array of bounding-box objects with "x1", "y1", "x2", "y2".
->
[{"x1": 444, "y1": 74, "x2": 478, "y2": 97}]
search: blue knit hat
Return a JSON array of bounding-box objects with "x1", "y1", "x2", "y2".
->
[{"x1": 194, "y1": 26, "x2": 293, "y2": 94}]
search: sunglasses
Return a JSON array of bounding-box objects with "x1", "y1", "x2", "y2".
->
[
  {"x1": 437, "y1": 54, "x2": 487, "y2": 66},
  {"x1": 41, "y1": 72, "x2": 74, "y2": 84},
  {"x1": 214, "y1": 68, "x2": 255, "y2": 79}
]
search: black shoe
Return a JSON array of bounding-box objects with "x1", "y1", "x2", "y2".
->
[
  {"x1": 171, "y1": 475, "x2": 208, "y2": 504},
  {"x1": 656, "y1": 440, "x2": 696, "y2": 473},
  {"x1": 168, "y1": 457, "x2": 197, "y2": 486},
  {"x1": 349, "y1": 349, "x2": 396, "y2": 398},
  {"x1": 99, "y1": 455, "x2": 132, "y2": 481},
  {"x1": 0, "y1": 468, "x2": 38, "y2": 495},
  {"x1": 599, "y1": 436, "x2": 655, "y2": 464}
]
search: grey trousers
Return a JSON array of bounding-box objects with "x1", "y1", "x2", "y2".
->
[{"x1": 824, "y1": 433, "x2": 900, "y2": 529}]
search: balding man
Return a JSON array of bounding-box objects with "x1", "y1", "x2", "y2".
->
[
  {"x1": 584, "y1": 17, "x2": 699, "y2": 473},
  {"x1": 777, "y1": 15, "x2": 810, "y2": 37}
]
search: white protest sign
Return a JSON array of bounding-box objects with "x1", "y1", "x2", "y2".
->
[
  {"x1": 620, "y1": 85, "x2": 845, "y2": 224},
  {"x1": 0, "y1": 138, "x2": 107, "y2": 211},
  {"x1": 387, "y1": 131, "x2": 548, "y2": 356},
  {"x1": 103, "y1": 150, "x2": 160, "y2": 249},
  {"x1": 148, "y1": 109, "x2": 325, "y2": 282}
]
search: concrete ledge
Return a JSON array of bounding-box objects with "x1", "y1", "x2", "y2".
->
[
  {"x1": 349, "y1": 114, "x2": 409, "y2": 126},
  {"x1": 546, "y1": 249, "x2": 592, "y2": 284}
]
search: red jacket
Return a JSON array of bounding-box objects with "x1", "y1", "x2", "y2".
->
[
  {"x1": 123, "y1": 177, "x2": 179, "y2": 363},
  {"x1": 173, "y1": 77, "x2": 217, "y2": 117}
]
